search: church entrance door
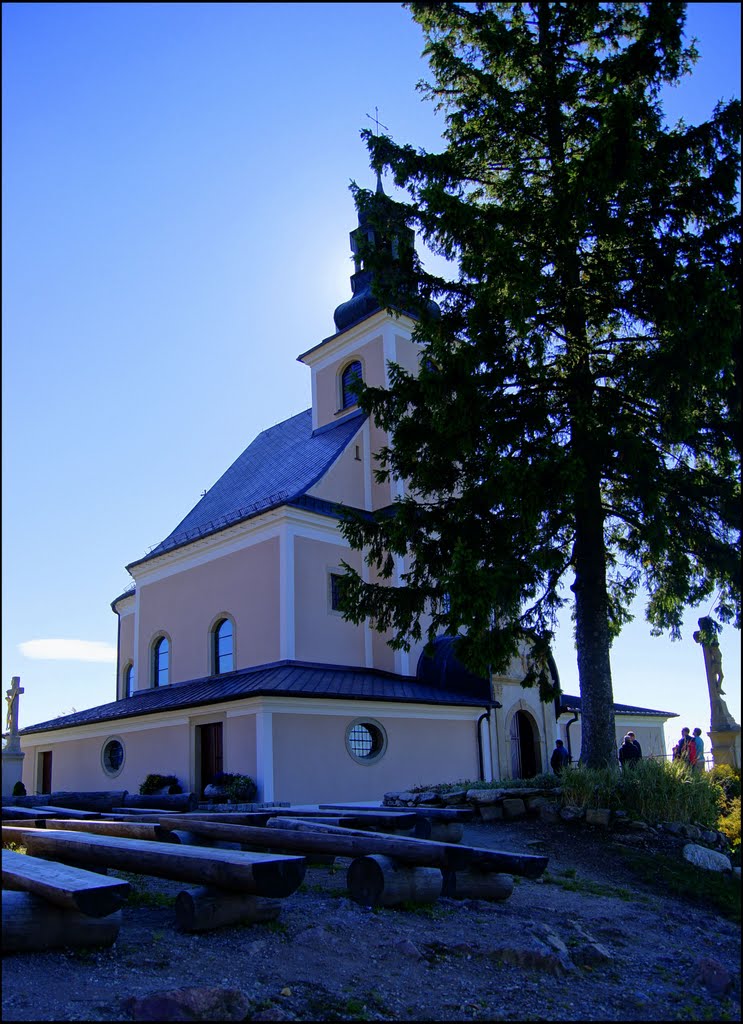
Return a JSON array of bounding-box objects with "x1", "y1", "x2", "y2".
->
[
  {"x1": 510, "y1": 710, "x2": 539, "y2": 779},
  {"x1": 197, "y1": 722, "x2": 223, "y2": 795}
]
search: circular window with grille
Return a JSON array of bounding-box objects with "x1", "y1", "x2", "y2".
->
[
  {"x1": 345, "y1": 719, "x2": 387, "y2": 765},
  {"x1": 101, "y1": 736, "x2": 125, "y2": 777}
]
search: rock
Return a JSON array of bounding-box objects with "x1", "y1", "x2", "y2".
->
[
  {"x1": 585, "y1": 808, "x2": 611, "y2": 828},
  {"x1": 478, "y1": 804, "x2": 504, "y2": 822},
  {"x1": 383, "y1": 792, "x2": 403, "y2": 806},
  {"x1": 683, "y1": 844, "x2": 732, "y2": 873},
  {"x1": 394, "y1": 939, "x2": 423, "y2": 960},
  {"x1": 539, "y1": 803, "x2": 561, "y2": 824},
  {"x1": 124, "y1": 987, "x2": 251, "y2": 1021},
  {"x1": 661, "y1": 821, "x2": 685, "y2": 835},
  {"x1": 397, "y1": 791, "x2": 417, "y2": 805},
  {"x1": 502, "y1": 798, "x2": 526, "y2": 819},
  {"x1": 532, "y1": 924, "x2": 569, "y2": 956},
  {"x1": 466, "y1": 788, "x2": 504, "y2": 805},
  {"x1": 572, "y1": 939, "x2": 612, "y2": 966},
  {"x1": 490, "y1": 943, "x2": 572, "y2": 976},
  {"x1": 415, "y1": 790, "x2": 442, "y2": 805},
  {"x1": 696, "y1": 957, "x2": 734, "y2": 995},
  {"x1": 733, "y1": 866, "x2": 741, "y2": 881},
  {"x1": 525, "y1": 796, "x2": 548, "y2": 812},
  {"x1": 250, "y1": 1009, "x2": 295, "y2": 1021},
  {"x1": 440, "y1": 789, "x2": 468, "y2": 805},
  {"x1": 559, "y1": 806, "x2": 585, "y2": 823}
]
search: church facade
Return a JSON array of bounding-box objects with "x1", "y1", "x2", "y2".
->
[{"x1": 18, "y1": 190, "x2": 676, "y2": 802}]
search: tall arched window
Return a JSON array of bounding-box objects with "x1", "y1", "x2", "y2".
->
[
  {"x1": 214, "y1": 618, "x2": 234, "y2": 674},
  {"x1": 341, "y1": 360, "x2": 362, "y2": 409},
  {"x1": 124, "y1": 663, "x2": 135, "y2": 698},
  {"x1": 152, "y1": 636, "x2": 169, "y2": 688}
]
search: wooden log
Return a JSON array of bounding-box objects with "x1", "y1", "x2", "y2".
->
[
  {"x1": 40, "y1": 820, "x2": 182, "y2": 843},
  {"x1": 347, "y1": 854, "x2": 442, "y2": 907},
  {"x1": 274, "y1": 809, "x2": 419, "y2": 830},
  {"x1": 440, "y1": 868, "x2": 514, "y2": 901},
  {"x1": 3, "y1": 805, "x2": 100, "y2": 820},
  {"x1": 7, "y1": 792, "x2": 127, "y2": 812},
  {"x1": 320, "y1": 804, "x2": 474, "y2": 821},
  {"x1": 2, "y1": 848, "x2": 129, "y2": 916},
  {"x1": 2, "y1": 819, "x2": 49, "y2": 828},
  {"x1": 413, "y1": 819, "x2": 464, "y2": 843},
  {"x1": 264, "y1": 818, "x2": 548, "y2": 877},
  {"x1": 122, "y1": 792, "x2": 198, "y2": 811},
  {"x1": 175, "y1": 886, "x2": 281, "y2": 932},
  {"x1": 2, "y1": 890, "x2": 121, "y2": 952},
  {"x1": 2, "y1": 827, "x2": 306, "y2": 897}
]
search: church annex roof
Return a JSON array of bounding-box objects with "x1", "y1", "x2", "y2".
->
[
  {"x1": 129, "y1": 408, "x2": 365, "y2": 568},
  {"x1": 19, "y1": 660, "x2": 496, "y2": 736},
  {"x1": 558, "y1": 694, "x2": 678, "y2": 719}
]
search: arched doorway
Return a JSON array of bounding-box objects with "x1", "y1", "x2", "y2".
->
[{"x1": 510, "y1": 710, "x2": 540, "y2": 779}]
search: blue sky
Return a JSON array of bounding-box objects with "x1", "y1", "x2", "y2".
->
[{"x1": 2, "y1": 3, "x2": 740, "y2": 753}]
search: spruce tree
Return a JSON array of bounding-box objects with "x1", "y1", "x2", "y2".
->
[{"x1": 338, "y1": 1, "x2": 740, "y2": 768}]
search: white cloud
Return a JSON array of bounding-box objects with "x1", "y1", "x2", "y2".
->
[{"x1": 19, "y1": 639, "x2": 117, "y2": 664}]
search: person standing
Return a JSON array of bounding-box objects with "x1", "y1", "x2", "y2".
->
[
  {"x1": 673, "y1": 727, "x2": 692, "y2": 761},
  {"x1": 692, "y1": 727, "x2": 705, "y2": 772},
  {"x1": 627, "y1": 731, "x2": 642, "y2": 759},
  {"x1": 619, "y1": 734, "x2": 641, "y2": 769},
  {"x1": 550, "y1": 739, "x2": 569, "y2": 775}
]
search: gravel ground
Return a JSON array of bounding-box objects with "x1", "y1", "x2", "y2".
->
[{"x1": 2, "y1": 818, "x2": 740, "y2": 1021}]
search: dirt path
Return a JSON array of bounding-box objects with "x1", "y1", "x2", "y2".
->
[{"x1": 2, "y1": 818, "x2": 740, "y2": 1021}]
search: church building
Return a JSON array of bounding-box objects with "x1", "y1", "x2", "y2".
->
[{"x1": 18, "y1": 185, "x2": 676, "y2": 802}]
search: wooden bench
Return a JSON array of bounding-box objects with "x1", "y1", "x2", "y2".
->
[{"x1": 2, "y1": 826, "x2": 306, "y2": 897}]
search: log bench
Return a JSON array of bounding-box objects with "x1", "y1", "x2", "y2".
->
[
  {"x1": 2, "y1": 848, "x2": 130, "y2": 916},
  {"x1": 1, "y1": 827, "x2": 306, "y2": 897},
  {"x1": 26, "y1": 819, "x2": 182, "y2": 843}
]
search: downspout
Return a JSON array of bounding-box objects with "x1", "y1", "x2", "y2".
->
[{"x1": 477, "y1": 711, "x2": 489, "y2": 781}]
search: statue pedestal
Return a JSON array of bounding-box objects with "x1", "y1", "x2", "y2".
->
[
  {"x1": 709, "y1": 726, "x2": 741, "y2": 771},
  {"x1": 2, "y1": 744, "x2": 26, "y2": 796}
]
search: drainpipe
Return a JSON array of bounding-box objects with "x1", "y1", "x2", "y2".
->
[
  {"x1": 476, "y1": 711, "x2": 489, "y2": 781},
  {"x1": 565, "y1": 713, "x2": 579, "y2": 763}
]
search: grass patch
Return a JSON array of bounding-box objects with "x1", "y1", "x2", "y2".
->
[
  {"x1": 113, "y1": 873, "x2": 176, "y2": 909},
  {"x1": 618, "y1": 847, "x2": 741, "y2": 922},
  {"x1": 541, "y1": 870, "x2": 637, "y2": 901}
]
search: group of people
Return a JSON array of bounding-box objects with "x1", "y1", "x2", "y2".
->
[
  {"x1": 618, "y1": 731, "x2": 642, "y2": 768},
  {"x1": 548, "y1": 726, "x2": 706, "y2": 775},
  {"x1": 672, "y1": 726, "x2": 705, "y2": 771}
]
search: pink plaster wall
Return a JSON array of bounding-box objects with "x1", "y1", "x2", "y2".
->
[
  {"x1": 272, "y1": 711, "x2": 479, "y2": 803},
  {"x1": 21, "y1": 723, "x2": 190, "y2": 795},
  {"x1": 313, "y1": 335, "x2": 386, "y2": 430},
  {"x1": 136, "y1": 537, "x2": 280, "y2": 686},
  {"x1": 293, "y1": 537, "x2": 365, "y2": 665},
  {"x1": 118, "y1": 610, "x2": 135, "y2": 697},
  {"x1": 307, "y1": 423, "x2": 367, "y2": 509}
]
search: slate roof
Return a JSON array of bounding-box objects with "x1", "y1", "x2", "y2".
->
[
  {"x1": 129, "y1": 408, "x2": 365, "y2": 568},
  {"x1": 20, "y1": 660, "x2": 496, "y2": 736},
  {"x1": 558, "y1": 694, "x2": 677, "y2": 719}
]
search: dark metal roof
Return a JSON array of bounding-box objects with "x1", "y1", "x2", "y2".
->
[
  {"x1": 128, "y1": 408, "x2": 365, "y2": 569},
  {"x1": 20, "y1": 660, "x2": 496, "y2": 736},
  {"x1": 559, "y1": 694, "x2": 678, "y2": 719}
]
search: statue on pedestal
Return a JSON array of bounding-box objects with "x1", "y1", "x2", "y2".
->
[
  {"x1": 5, "y1": 676, "x2": 24, "y2": 739},
  {"x1": 693, "y1": 618, "x2": 738, "y2": 732}
]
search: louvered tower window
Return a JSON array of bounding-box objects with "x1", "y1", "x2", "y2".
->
[{"x1": 341, "y1": 361, "x2": 362, "y2": 409}]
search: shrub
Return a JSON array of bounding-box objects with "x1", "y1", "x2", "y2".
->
[
  {"x1": 224, "y1": 774, "x2": 257, "y2": 802},
  {"x1": 12, "y1": 781, "x2": 27, "y2": 797},
  {"x1": 708, "y1": 764, "x2": 741, "y2": 803},
  {"x1": 139, "y1": 773, "x2": 182, "y2": 795},
  {"x1": 718, "y1": 797, "x2": 741, "y2": 861}
]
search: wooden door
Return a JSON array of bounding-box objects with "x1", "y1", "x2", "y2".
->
[
  {"x1": 39, "y1": 751, "x2": 53, "y2": 794},
  {"x1": 197, "y1": 723, "x2": 223, "y2": 794}
]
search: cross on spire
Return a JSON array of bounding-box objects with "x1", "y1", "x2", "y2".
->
[{"x1": 366, "y1": 106, "x2": 388, "y2": 136}]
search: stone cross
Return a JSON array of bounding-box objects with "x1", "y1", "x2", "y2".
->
[{"x1": 5, "y1": 676, "x2": 24, "y2": 737}]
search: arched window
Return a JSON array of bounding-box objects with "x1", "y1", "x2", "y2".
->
[
  {"x1": 152, "y1": 636, "x2": 169, "y2": 687},
  {"x1": 213, "y1": 618, "x2": 234, "y2": 675},
  {"x1": 340, "y1": 360, "x2": 362, "y2": 410},
  {"x1": 124, "y1": 663, "x2": 135, "y2": 698}
]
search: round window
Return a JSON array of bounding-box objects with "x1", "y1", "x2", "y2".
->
[
  {"x1": 101, "y1": 737, "x2": 125, "y2": 777},
  {"x1": 345, "y1": 719, "x2": 387, "y2": 765}
]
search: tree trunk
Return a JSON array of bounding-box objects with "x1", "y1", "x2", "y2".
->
[
  {"x1": 175, "y1": 886, "x2": 281, "y2": 932},
  {"x1": 122, "y1": 793, "x2": 198, "y2": 811},
  {"x1": 39, "y1": 820, "x2": 181, "y2": 843},
  {"x1": 347, "y1": 854, "x2": 442, "y2": 907},
  {"x1": 2, "y1": 890, "x2": 121, "y2": 951},
  {"x1": 7, "y1": 792, "x2": 126, "y2": 812}
]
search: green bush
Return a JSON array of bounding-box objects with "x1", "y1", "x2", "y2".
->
[
  {"x1": 224, "y1": 774, "x2": 257, "y2": 802},
  {"x1": 559, "y1": 759, "x2": 721, "y2": 827},
  {"x1": 708, "y1": 764, "x2": 741, "y2": 802},
  {"x1": 718, "y1": 797, "x2": 741, "y2": 860},
  {"x1": 139, "y1": 773, "x2": 182, "y2": 795},
  {"x1": 12, "y1": 781, "x2": 27, "y2": 797},
  {"x1": 409, "y1": 773, "x2": 561, "y2": 794}
]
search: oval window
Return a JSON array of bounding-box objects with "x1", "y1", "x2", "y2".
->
[{"x1": 101, "y1": 737, "x2": 125, "y2": 777}]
